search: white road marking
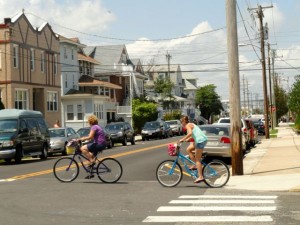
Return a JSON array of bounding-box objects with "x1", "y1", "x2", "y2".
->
[
  {"x1": 179, "y1": 195, "x2": 278, "y2": 199},
  {"x1": 143, "y1": 215, "x2": 273, "y2": 222},
  {"x1": 170, "y1": 199, "x2": 275, "y2": 204},
  {"x1": 158, "y1": 206, "x2": 276, "y2": 211}
]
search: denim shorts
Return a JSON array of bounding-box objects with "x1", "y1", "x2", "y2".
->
[
  {"x1": 87, "y1": 143, "x2": 106, "y2": 155},
  {"x1": 195, "y1": 140, "x2": 207, "y2": 149}
]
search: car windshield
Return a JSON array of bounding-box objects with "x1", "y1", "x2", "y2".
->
[
  {"x1": 219, "y1": 119, "x2": 230, "y2": 123},
  {"x1": 200, "y1": 126, "x2": 229, "y2": 136},
  {"x1": 0, "y1": 120, "x2": 18, "y2": 133},
  {"x1": 106, "y1": 124, "x2": 123, "y2": 131},
  {"x1": 77, "y1": 128, "x2": 90, "y2": 137},
  {"x1": 144, "y1": 122, "x2": 160, "y2": 129},
  {"x1": 49, "y1": 128, "x2": 65, "y2": 137}
]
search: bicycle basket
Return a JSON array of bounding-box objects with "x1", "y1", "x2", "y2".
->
[
  {"x1": 66, "y1": 139, "x2": 79, "y2": 154},
  {"x1": 167, "y1": 143, "x2": 178, "y2": 156}
]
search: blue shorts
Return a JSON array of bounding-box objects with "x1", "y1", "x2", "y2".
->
[
  {"x1": 195, "y1": 140, "x2": 207, "y2": 149},
  {"x1": 87, "y1": 143, "x2": 106, "y2": 155}
]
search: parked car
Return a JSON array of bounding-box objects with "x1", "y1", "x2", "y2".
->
[
  {"x1": 49, "y1": 127, "x2": 80, "y2": 155},
  {"x1": 76, "y1": 127, "x2": 113, "y2": 149},
  {"x1": 105, "y1": 122, "x2": 135, "y2": 146},
  {"x1": 162, "y1": 121, "x2": 173, "y2": 138},
  {"x1": 245, "y1": 119, "x2": 259, "y2": 147},
  {"x1": 199, "y1": 124, "x2": 247, "y2": 158},
  {"x1": 165, "y1": 120, "x2": 183, "y2": 136},
  {"x1": 0, "y1": 109, "x2": 50, "y2": 163},
  {"x1": 217, "y1": 117, "x2": 251, "y2": 150},
  {"x1": 252, "y1": 120, "x2": 266, "y2": 135},
  {"x1": 141, "y1": 121, "x2": 164, "y2": 141}
]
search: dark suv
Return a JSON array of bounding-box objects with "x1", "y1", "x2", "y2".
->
[{"x1": 105, "y1": 122, "x2": 135, "y2": 146}]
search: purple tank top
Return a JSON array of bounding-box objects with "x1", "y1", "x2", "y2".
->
[{"x1": 91, "y1": 125, "x2": 106, "y2": 144}]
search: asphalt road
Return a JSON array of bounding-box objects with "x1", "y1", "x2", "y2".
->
[{"x1": 1, "y1": 137, "x2": 300, "y2": 225}]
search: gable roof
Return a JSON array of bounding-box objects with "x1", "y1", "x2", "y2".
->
[{"x1": 79, "y1": 75, "x2": 122, "y2": 89}]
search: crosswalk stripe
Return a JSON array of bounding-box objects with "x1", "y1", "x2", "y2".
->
[
  {"x1": 157, "y1": 206, "x2": 276, "y2": 211},
  {"x1": 179, "y1": 195, "x2": 278, "y2": 199},
  {"x1": 170, "y1": 199, "x2": 275, "y2": 204},
  {"x1": 143, "y1": 215, "x2": 273, "y2": 222}
]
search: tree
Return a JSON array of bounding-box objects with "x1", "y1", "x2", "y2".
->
[
  {"x1": 154, "y1": 77, "x2": 175, "y2": 109},
  {"x1": 195, "y1": 84, "x2": 223, "y2": 121},
  {"x1": 274, "y1": 84, "x2": 288, "y2": 121},
  {"x1": 288, "y1": 75, "x2": 300, "y2": 115},
  {"x1": 132, "y1": 98, "x2": 158, "y2": 133}
]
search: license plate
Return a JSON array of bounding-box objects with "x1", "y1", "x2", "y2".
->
[{"x1": 207, "y1": 141, "x2": 219, "y2": 146}]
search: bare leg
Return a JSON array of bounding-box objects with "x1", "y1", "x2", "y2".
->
[
  {"x1": 186, "y1": 143, "x2": 196, "y2": 168},
  {"x1": 80, "y1": 145, "x2": 95, "y2": 163},
  {"x1": 194, "y1": 148, "x2": 204, "y2": 181}
]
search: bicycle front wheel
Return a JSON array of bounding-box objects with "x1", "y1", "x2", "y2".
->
[
  {"x1": 53, "y1": 157, "x2": 79, "y2": 182},
  {"x1": 203, "y1": 159, "x2": 230, "y2": 188},
  {"x1": 156, "y1": 160, "x2": 182, "y2": 187},
  {"x1": 96, "y1": 158, "x2": 123, "y2": 183}
]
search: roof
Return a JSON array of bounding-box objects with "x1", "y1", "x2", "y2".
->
[
  {"x1": 78, "y1": 53, "x2": 100, "y2": 64},
  {"x1": 144, "y1": 64, "x2": 181, "y2": 73},
  {"x1": 79, "y1": 75, "x2": 122, "y2": 89},
  {"x1": 0, "y1": 109, "x2": 42, "y2": 118},
  {"x1": 182, "y1": 73, "x2": 197, "y2": 80},
  {"x1": 184, "y1": 79, "x2": 197, "y2": 90}
]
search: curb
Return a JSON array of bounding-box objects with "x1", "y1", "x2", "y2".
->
[{"x1": 289, "y1": 186, "x2": 300, "y2": 192}]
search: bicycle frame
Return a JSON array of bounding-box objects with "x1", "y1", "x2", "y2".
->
[
  {"x1": 171, "y1": 151, "x2": 218, "y2": 179},
  {"x1": 67, "y1": 151, "x2": 100, "y2": 173}
]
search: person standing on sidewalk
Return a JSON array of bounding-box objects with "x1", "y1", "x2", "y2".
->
[{"x1": 179, "y1": 115, "x2": 208, "y2": 183}]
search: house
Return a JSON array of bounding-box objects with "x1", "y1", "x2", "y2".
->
[
  {"x1": 144, "y1": 64, "x2": 189, "y2": 113},
  {"x1": 83, "y1": 45, "x2": 147, "y2": 125},
  {"x1": 60, "y1": 39, "x2": 122, "y2": 129},
  {"x1": 0, "y1": 12, "x2": 61, "y2": 126}
]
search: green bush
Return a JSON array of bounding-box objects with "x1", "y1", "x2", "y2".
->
[
  {"x1": 163, "y1": 110, "x2": 182, "y2": 121},
  {"x1": 295, "y1": 114, "x2": 300, "y2": 130}
]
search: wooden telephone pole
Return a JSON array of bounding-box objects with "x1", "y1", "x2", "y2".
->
[{"x1": 226, "y1": 0, "x2": 243, "y2": 175}]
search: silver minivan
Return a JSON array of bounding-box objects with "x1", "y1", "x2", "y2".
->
[{"x1": 0, "y1": 109, "x2": 50, "y2": 163}]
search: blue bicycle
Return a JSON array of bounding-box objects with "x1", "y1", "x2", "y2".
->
[{"x1": 156, "y1": 143, "x2": 230, "y2": 188}]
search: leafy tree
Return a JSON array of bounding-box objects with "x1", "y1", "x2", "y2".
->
[
  {"x1": 154, "y1": 77, "x2": 175, "y2": 109},
  {"x1": 195, "y1": 84, "x2": 223, "y2": 121},
  {"x1": 288, "y1": 75, "x2": 300, "y2": 115},
  {"x1": 274, "y1": 84, "x2": 288, "y2": 121},
  {"x1": 132, "y1": 98, "x2": 158, "y2": 133}
]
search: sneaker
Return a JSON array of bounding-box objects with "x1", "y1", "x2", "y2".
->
[{"x1": 84, "y1": 174, "x2": 94, "y2": 179}]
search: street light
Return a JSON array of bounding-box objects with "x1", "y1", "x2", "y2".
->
[{"x1": 238, "y1": 42, "x2": 270, "y2": 139}]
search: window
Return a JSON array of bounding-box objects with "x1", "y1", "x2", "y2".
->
[
  {"x1": 65, "y1": 74, "x2": 68, "y2": 88},
  {"x1": 15, "y1": 90, "x2": 28, "y2": 109},
  {"x1": 13, "y1": 45, "x2": 18, "y2": 68},
  {"x1": 47, "y1": 92, "x2": 58, "y2": 111},
  {"x1": 64, "y1": 47, "x2": 67, "y2": 59},
  {"x1": 41, "y1": 51, "x2": 45, "y2": 73},
  {"x1": 30, "y1": 48, "x2": 35, "y2": 71},
  {"x1": 94, "y1": 103, "x2": 103, "y2": 120},
  {"x1": 67, "y1": 105, "x2": 74, "y2": 120},
  {"x1": 77, "y1": 104, "x2": 83, "y2": 120},
  {"x1": 71, "y1": 48, "x2": 74, "y2": 60},
  {"x1": 53, "y1": 54, "x2": 58, "y2": 75}
]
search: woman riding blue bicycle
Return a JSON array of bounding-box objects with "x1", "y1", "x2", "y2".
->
[{"x1": 179, "y1": 115, "x2": 207, "y2": 183}]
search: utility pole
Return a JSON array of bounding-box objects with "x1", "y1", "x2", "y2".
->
[
  {"x1": 248, "y1": 4, "x2": 272, "y2": 139},
  {"x1": 243, "y1": 74, "x2": 246, "y2": 117},
  {"x1": 246, "y1": 78, "x2": 250, "y2": 116},
  {"x1": 226, "y1": 0, "x2": 243, "y2": 175},
  {"x1": 271, "y1": 49, "x2": 277, "y2": 126},
  {"x1": 267, "y1": 42, "x2": 274, "y2": 130}
]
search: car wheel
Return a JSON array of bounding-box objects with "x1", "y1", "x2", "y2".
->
[
  {"x1": 122, "y1": 136, "x2": 127, "y2": 146},
  {"x1": 111, "y1": 139, "x2": 114, "y2": 147},
  {"x1": 107, "y1": 139, "x2": 112, "y2": 149},
  {"x1": 40, "y1": 144, "x2": 48, "y2": 160},
  {"x1": 4, "y1": 158, "x2": 12, "y2": 163},
  {"x1": 131, "y1": 136, "x2": 135, "y2": 145},
  {"x1": 62, "y1": 143, "x2": 67, "y2": 156},
  {"x1": 142, "y1": 136, "x2": 145, "y2": 141}
]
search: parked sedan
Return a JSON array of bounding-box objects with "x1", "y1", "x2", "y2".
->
[
  {"x1": 252, "y1": 120, "x2": 266, "y2": 135},
  {"x1": 165, "y1": 119, "x2": 183, "y2": 136},
  {"x1": 199, "y1": 124, "x2": 247, "y2": 158},
  {"x1": 141, "y1": 121, "x2": 164, "y2": 141},
  {"x1": 49, "y1": 127, "x2": 80, "y2": 155},
  {"x1": 76, "y1": 127, "x2": 113, "y2": 149}
]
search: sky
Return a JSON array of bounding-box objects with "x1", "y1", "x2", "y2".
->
[{"x1": 1, "y1": 0, "x2": 299, "y2": 101}]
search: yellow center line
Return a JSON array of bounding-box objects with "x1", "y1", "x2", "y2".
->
[{"x1": 7, "y1": 143, "x2": 169, "y2": 181}]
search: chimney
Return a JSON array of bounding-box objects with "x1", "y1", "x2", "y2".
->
[{"x1": 4, "y1": 18, "x2": 11, "y2": 24}]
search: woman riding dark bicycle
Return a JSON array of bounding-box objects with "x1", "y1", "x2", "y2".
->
[{"x1": 79, "y1": 115, "x2": 106, "y2": 175}]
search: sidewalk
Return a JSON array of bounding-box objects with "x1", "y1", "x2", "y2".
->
[{"x1": 225, "y1": 122, "x2": 300, "y2": 192}]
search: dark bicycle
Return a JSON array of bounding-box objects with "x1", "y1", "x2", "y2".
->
[{"x1": 53, "y1": 140, "x2": 122, "y2": 183}]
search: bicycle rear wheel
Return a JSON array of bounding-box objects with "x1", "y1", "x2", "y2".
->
[
  {"x1": 203, "y1": 159, "x2": 230, "y2": 188},
  {"x1": 156, "y1": 160, "x2": 182, "y2": 187},
  {"x1": 53, "y1": 157, "x2": 79, "y2": 182},
  {"x1": 96, "y1": 158, "x2": 123, "y2": 183}
]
